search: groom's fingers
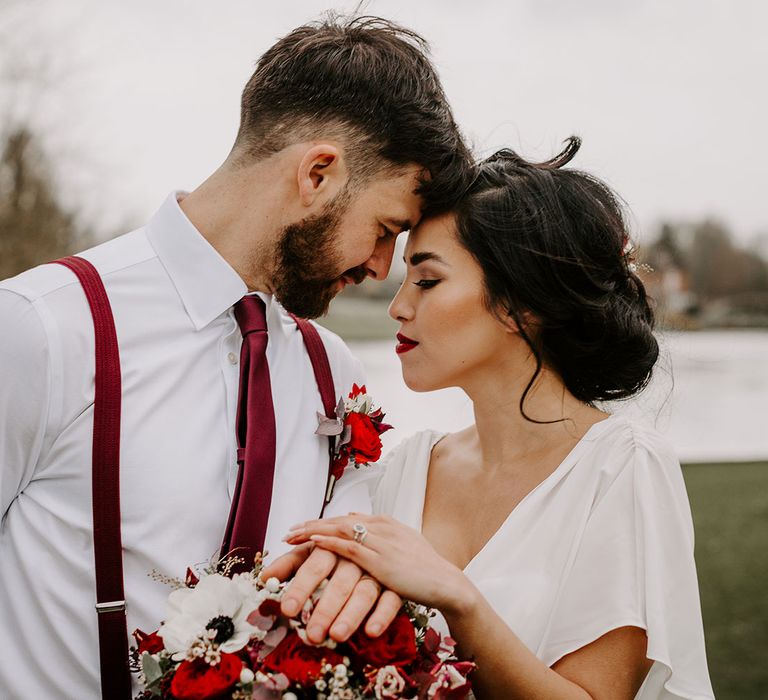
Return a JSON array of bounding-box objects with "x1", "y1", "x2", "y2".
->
[
  {"x1": 260, "y1": 542, "x2": 313, "y2": 582},
  {"x1": 364, "y1": 589, "x2": 403, "y2": 638},
  {"x1": 279, "y1": 547, "x2": 337, "y2": 618},
  {"x1": 305, "y1": 558, "x2": 363, "y2": 643},
  {"x1": 328, "y1": 575, "x2": 382, "y2": 642}
]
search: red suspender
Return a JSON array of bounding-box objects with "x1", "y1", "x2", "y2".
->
[
  {"x1": 53, "y1": 256, "x2": 131, "y2": 699},
  {"x1": 291, "y1": 315, "x2": 337, "y2": 418},
  {"x1": 290, "y1": 315, "x2": 338, "y2": 514}
]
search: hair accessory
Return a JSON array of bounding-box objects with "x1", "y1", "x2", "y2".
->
[{"x1": 622, "y1": 238, "x2": 653, "y2": 274}]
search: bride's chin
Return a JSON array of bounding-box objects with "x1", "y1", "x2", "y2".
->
[{"x1": 401, "y1": 369, "x2": 443, "y2": 394}]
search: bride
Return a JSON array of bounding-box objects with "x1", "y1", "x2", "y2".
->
[{"x1": 279, "y1": 138, "x2": 714, "y2": 699}]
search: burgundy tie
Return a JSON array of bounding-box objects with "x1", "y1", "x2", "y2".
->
[{"x1": 220, "y1": 296, "x2": 276, "y2": 570}]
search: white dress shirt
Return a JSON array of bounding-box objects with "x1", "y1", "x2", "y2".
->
[
  {"x1": 0, "y1": 192, "x2": 371, "y2": 698},
  {"x1": 373, "y1": 416, "x2": 714, "y2": 700}
]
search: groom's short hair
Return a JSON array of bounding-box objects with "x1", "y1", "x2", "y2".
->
[{"x1": 232, "y1": 14, "x2": 471, "y2": 215}]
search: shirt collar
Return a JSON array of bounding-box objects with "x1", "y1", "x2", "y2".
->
[{"x1": 146, "y1": 192, "x2": 248, "y2": 330}]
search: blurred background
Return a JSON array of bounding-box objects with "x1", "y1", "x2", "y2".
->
[{"x1": 1, "y1": 0, "x2": 765, "y2": 695}]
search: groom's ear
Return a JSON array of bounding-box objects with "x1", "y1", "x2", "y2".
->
[{"x1": 296, "y1": 143, "x2": 348, "y2": 207}]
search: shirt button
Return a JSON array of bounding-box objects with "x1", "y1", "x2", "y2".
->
[{"x1": 227, "y1": 352, "x2": 238, "y2": 365}]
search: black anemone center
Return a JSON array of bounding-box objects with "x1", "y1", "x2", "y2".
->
[{"x1": 206, "y1": 615, "x2": 235, "y2": 644}]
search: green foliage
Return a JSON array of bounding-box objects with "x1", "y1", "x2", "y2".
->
[{"x1": 140, "y1": 651, "x2": 164, "y2": 693}]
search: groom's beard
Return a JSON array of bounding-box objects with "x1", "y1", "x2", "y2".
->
[{"x1": 272, "y1": 195, "x2": 365, "y2": 319}]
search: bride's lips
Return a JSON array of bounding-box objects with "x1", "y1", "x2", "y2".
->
[{"x1": 396, "y1": 333, "x2": 419, "y2": 354}]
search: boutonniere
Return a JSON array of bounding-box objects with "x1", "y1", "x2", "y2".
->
[{"x1": 315, "y1": 384, "x2": 393, "y2": 504}]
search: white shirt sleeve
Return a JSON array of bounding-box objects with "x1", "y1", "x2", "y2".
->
[
  {"x1": 540, "y1": 434, "x2": 714, "y2": 700},
  {"x1": 0, "y1": 290, "x2": 51, "y2": 519}
]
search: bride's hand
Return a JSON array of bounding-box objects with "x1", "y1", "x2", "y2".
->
[{"x1": 283, "y1": 514, "x2": 477, "y2": 615}]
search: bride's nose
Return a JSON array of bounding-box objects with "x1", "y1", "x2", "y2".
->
[{"x1": 388, "y1": 281, "x2": 414, "y2": 322}]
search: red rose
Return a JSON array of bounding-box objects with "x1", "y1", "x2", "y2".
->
[
  {"x1": 132, "y1": 628, "x2": 164, "y2": 655},
  {"x1": 261, "y1": 632, "x2": 343, "y2": 686},
  {"x1": 347, "y1": 611, "x2": 418, "y2": 668},
  {"x1": 170, "y1": 653, "x2": 242, "y2": 700},
  {"x1": 345, "y1": 412, "x2": 383, "y2": 464}
]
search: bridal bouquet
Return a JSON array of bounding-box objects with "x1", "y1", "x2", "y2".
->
[{"x1": 132, "y1": 557, "x2": 475, "y2": 700}]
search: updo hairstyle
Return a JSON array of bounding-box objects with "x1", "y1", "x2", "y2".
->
[{"x1": 454, "y1": 137, "x2": 659, "y2": 420}]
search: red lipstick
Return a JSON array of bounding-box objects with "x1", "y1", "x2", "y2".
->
[{"x1": 396, "y1": 333, "x2": 419, "y2": 354}]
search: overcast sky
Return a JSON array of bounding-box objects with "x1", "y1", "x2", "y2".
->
[{"x1": 3, "y1": 0, "x2": 766, "y2": 244}]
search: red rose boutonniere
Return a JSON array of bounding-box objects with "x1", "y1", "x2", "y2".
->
[{"x1": 315, "y1": 384, "x2": 392, "y2": 501}]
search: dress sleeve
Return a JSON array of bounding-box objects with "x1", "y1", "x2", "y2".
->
[
  {"x1": 0, "y1": 290, "x2": 51, "y2": 518},
  {"x1": 370, "y1": 433, "x2": 426, "y2": 517},
  {"x1": 540, "y1": 430, "x2": 714, "y2": 700}
]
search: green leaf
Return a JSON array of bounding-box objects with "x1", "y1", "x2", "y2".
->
[{"x1": 141, "y1": 652, "x2": 164, "y2": 689}]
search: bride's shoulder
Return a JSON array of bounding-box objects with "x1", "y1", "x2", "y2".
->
[
  {"x1": 582, "y1": 414, "x2": 687, "y2": 510},
  {"x1": 591, "y1": 414, "x2": 680, "y2": 468},
  {"x1": 372, "y1": 429, "x2": 447, "y2": 515}
]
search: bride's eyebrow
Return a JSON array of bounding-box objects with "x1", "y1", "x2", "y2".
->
[{"x1": 405, "y1": 251, "x2": 450, "y2": 266}]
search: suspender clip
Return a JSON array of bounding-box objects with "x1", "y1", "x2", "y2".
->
[{"x1": 95, "y1": 600, "x2": 126, "y2": 614}]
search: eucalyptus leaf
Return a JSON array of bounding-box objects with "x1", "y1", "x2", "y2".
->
[
  {"x1": 141, "y1": 652, "x2": 163, "y2": 688},
  {"x1": 315, "y1": 413, "x2": 343, "y2": 436}
]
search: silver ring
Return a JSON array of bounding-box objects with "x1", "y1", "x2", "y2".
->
[{"x1": 352, "y1": 522, "x2": 368, "y2": 544}]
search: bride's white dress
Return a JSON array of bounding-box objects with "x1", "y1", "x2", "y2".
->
[{"x1": 372, "y1": 414, "x2": 714, "y2": 699}]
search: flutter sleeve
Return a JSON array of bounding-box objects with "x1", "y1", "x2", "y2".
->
[
  {"x1": 370, "y1": 431, "x2": 443, "y2": 525},
  {"x1": 540, "y1": 426, "x2": 714, "y2": 699}
]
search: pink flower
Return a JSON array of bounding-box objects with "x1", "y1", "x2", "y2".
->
[
  {"x1": 427, "y1": 662, "x2": 474, "y2": 698},
  {"x1": 373, "y1": 665, "x2": 407, "y2": 698}
]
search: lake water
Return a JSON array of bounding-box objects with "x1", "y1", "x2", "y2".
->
[{"x1": 349, "y1": 330, "x2": 768, "y2": 464}]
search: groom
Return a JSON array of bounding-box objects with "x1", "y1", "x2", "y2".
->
[{"x1": 0, "y1": 15, "x2": 471, "y2": 697}]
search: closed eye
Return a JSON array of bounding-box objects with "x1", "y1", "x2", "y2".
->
[{"x1": 414, "y1": 279, "x2": 440, "y2": 289}]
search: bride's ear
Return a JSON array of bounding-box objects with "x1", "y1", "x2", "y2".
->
[{"x1": 499, "y1": 307, "x2": 537, "y2": 335}]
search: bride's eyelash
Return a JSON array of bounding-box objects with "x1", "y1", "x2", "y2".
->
[{"x1": 414, "y1": 279, "x2": 441, "y2": 289}]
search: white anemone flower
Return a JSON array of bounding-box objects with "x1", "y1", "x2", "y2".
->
[{"x1": 159, "y1": 573, "x2": 263, "y2": 660}]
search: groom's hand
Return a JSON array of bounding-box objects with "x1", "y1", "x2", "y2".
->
[{"x1": 261, "y1": 543, "x2": 402, "y2": 643}]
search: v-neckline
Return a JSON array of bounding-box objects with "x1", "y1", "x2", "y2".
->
[{"x1": 414, "y1": 415, "x2": 619, "y2": 574}]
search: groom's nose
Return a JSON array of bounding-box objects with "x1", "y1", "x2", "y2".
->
[{"x1": 364, "y1": 235, "x2": 397, "y2": 281}]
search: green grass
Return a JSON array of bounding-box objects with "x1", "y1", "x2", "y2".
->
[
  {"x1": 317, "y1": 297, "x2": 395, "y2": 340},
  {"x1": 681, "y1": 461, "x2": 768, "y2": 699}
]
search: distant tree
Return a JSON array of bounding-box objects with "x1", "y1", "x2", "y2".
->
[
  {"x1": 0, "y1": 126, "x2": 88, "y2": 279},
  {"x1": 0, "y1": 1, "x2": 91, "y2": 280},
  {"x1": 683, "y1": 219, "x2": 768, "y2": 300},
  {"x1": 655, "y1": 223, "x2": 687, "y2": 267},
  {"x1": 645, "y1": 222, "x2": 688, "y2": 273}
]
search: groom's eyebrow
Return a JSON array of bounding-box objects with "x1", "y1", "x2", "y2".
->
[
  {"x1": 407, "y1": 251, "x2": 449, "y2": 266},
  {"x1": 386, "y1": 218, "x2": 412, "y2": 233}
]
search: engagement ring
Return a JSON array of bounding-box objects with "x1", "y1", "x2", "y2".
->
[{"x1": 352, "y1": 522, "x2": 368, "y2": 544}]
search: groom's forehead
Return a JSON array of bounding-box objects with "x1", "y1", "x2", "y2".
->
[{"x1": 356, "y1": 182, "x2": 418, "y2": 217}]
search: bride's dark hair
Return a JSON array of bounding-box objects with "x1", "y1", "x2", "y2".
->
[{"x1": 455, "y1": 137, "x2": 658, "y2": 421}]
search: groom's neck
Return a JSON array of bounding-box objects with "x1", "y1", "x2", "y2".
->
[{"x1": 180, "y1": 159, "x2": 285, "y2": 293}]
